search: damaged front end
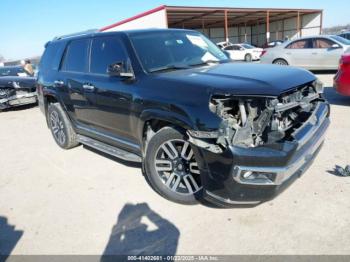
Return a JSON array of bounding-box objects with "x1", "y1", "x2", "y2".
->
[
  {"x1": 190, "y1": 80, "x2": 326, "y2": 151},
  {"x1": 0, "y1": 78, "x2": 37, "y2": 110},
  {"x1": 188, "y1": 80, "x2": 330, "y2": 205}
]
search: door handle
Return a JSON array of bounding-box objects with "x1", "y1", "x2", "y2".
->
[
  {"x1": 82, "y1": 84, "x2": 95, "y2": 91},
  {"x1": 54, "y1": 80, "x2": 64, "y2": 86},
  {"x1": 312, "y1": 52, "x2": 318, "y2": 55}
]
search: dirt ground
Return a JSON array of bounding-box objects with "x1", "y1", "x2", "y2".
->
[{"x1": 0, "y1": 73, "x2": 350, "y2": 256}]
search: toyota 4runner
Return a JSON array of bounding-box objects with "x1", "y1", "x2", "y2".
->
[{"x1": 37, "y1": 29, "x2": 330, "y2": 207}]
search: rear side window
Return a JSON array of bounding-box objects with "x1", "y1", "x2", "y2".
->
[
  {"x1": 61, "y1": 39, "x2": 90, "y2": 72},
  {"x1": 90, "y1": 36, "x2": 127, "y2": 74},
  {"x1": 286, "y1": 39, "x2": 311, "y2": 49},
  {"x1": 39, "y1": 41, "x2": 65, "y2": 72}
]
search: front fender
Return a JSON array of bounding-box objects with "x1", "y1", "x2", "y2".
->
[{"x1": 137, "y1": 109, "x2": 196, "y2": 142}]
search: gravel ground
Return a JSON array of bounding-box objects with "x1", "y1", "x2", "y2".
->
[{"x1": 0, "y1": 73, "x2": 350, "y2": 256}]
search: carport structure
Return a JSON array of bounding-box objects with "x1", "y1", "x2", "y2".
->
[{"x1": 101, "y1": 5, "x2": 323, "y2": 47}]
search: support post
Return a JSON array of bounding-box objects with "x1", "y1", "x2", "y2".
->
[
  {"x1": 320, "y1": 11, "x2": 323, "y2": 34},
  {"x1": 297, "y1": 11, "x2": 301, "y2": 38},
  {"x1": 266, "y1": 10, "x2": 270, "y2": 44},
  {"x1": 224, "y1": 10, "x2": 229, "y2": 43}
]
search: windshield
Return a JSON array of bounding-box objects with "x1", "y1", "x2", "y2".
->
[
  {"x1": 129, "y1": 31, "x2": 229, "y2": 73},
  {"x1": 331, "y1": 35, "x2": 350, "y2": 45}
]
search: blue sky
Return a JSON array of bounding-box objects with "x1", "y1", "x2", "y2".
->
[{"x1": 1, "y1": 0, "x2": 349, "y2": 60}]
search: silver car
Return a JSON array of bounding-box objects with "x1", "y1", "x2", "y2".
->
[{"x1": 260, "y1": 35, "x2": 350, "y2": 70}]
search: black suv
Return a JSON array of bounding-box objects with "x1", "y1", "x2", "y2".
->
[{"x1": 37, "y1": 29, "x2": 330, "y2": 207}]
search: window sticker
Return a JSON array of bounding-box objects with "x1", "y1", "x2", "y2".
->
[{"x1": 186, "y1": 35, "x2": 208, "y2": 48}]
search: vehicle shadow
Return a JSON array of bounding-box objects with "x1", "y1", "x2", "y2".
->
[
  {"x1": 101, "y1": 203, "x2": 179, "y2": 261},
  {"x1": 0, "y1": 216, "x2": 23, "y2": 260},
  {"x1": 310, "y1": 70, "x2": 337, "y2": 75},
  {"x1": 323, "y1": 87, "x2": 350, "y2": 106}
]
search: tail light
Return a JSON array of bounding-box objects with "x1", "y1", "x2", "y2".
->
[
  {"x1": 260, "y1": 50, "x2": 267, "y2": 57},
  {"x1": 339, "y1": 54, "x2": 350, "y2": 71}
]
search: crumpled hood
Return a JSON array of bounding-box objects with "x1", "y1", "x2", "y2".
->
[
  {"x1": 156, "y1": 63, "x2": 316, "y2": 97},
  {"x1": 0, "y1": 76, "x2": 36, "y2": 89}
]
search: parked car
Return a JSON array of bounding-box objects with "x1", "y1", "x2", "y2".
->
[
  {"x1": 263, "y1": 40, "x2": 284, "y2": 48},
  {"x1": 37, "y1": 29, "x2": 329, "y2": 206},
  {"x1": 216, "y1": 41, "x2": 233, "y2": 49},
  {"x1": 339, "y1": 32, "x2": 350, "y2": 41},
  {"x1": 260, "y1": 35, "x2": 350, "y2": 70},
  {"x1": 0, "y1": 66, "x2": 27, "y2": 77},
  {"x1": 223, "y1": 44, "x2": 263, "y2": 61},
  {"x1": 0, "y1": 76, "x2": 37, "y2": 110},
  {"x1": 334, "y1": 53, "x2": 350, "y2": 96}
]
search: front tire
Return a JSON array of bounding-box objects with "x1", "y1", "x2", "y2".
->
[
  {"x1": 47, "y1": 102, "x2": 79, "y2": 149},
  {"x1": 144, "y1": 127, "x2": 202, "y2": 205}
]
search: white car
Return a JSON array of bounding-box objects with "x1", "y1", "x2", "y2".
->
[
  {"x1": 260, "y1": 35, "x2": 350, "y2": 70},
  {"x1": 216, "y1": 41, "x2": 234, "y2": 49},
  {"x1": 223, "y1": 44, "x2": 263, "y2": 62}
]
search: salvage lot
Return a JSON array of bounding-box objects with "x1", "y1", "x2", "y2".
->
[{"x1": 1, "y1": 73, "x2": 350, "y2": 255}]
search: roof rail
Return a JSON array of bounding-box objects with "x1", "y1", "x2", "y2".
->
[{"x1": 53, "y1": 29, "x2": 99, "y2": 41}]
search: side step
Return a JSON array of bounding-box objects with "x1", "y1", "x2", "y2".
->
[{"x1": 77, "y1": 135, "x2": 142, "y2": 163}]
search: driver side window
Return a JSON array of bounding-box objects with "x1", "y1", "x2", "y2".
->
[
  {"x1": 90, "y1": 36, "x2": 128, "y2": 75},
  {"x1": 313, "y1": 38, "x2": 336, "y2": 49}
]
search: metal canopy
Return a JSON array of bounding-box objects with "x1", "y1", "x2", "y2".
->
[{"x1": 165, "y1": 6, "x2": 322, "y2": 28}]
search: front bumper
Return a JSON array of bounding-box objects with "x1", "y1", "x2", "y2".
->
[
  {"x1": 0, "y1": 92, "x2": 37, "y2": 110},
  {"x1": 191, "y1": 101, "x2": 330, "y2": 207}
]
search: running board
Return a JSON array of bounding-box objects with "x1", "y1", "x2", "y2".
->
[{"x1": 76, "y1": 135, "x2": 142, "y2": 163}]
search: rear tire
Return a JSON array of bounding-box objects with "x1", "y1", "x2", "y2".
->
[
  {"x1": 47, "y1": 102, "x2": 79, "y2": 149},
  {"x1": 245, "y1": 54, "x2": 252, "y2": 62},
  {"x1": 144, "y1": 127, "x2": 202, "y2": 205},
  {"x1": 273, "y1": 58, "x2": 288, "y2": 66}
]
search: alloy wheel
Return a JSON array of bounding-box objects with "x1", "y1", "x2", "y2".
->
[
  {"x1": 154, "y1": 139, "x2": 202, "y2": 195},
  {"x1": 50, "y1": 110, "x2": 66, "y2": 145}
]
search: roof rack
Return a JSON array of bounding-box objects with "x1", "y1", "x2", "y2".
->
[{"x1": 53, "y1": 29, "x2": 100, "y2": 41}]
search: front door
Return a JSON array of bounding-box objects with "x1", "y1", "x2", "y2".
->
[
  {"x1": 311, "y1": 38, "x2": 344, "y2": 69},
  {"x1": 86, "y1": 35, "x2": 136, "y2": 143}
]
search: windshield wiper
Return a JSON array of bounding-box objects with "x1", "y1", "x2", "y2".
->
[{"x1": 149, "y1": 64, "x2": 190, "y2": 73}]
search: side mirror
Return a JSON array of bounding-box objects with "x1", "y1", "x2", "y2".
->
[
  {"x1": 332, "y1": 43, "x2": 341, "y2": 49},
  {"x1": 107, "y1": 60, "x2": 134, "y2": 78}
]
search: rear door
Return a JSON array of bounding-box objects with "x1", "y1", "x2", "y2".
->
[
  {"x1": 311, "y1": 38, "x2": 344, "y2": 69},
  {"x1": 284, "y1": 39, "x2": 313, "y2": 68},
  {"x1": 59, "y1": 38, "x2": 99, "y2": 127}
]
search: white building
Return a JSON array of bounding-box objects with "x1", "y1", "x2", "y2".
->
[{"x1": 100, "y1": 5, "x2": 323, "y2": 46}]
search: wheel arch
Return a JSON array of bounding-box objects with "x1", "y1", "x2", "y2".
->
[
  {"x1": 272, "y1": 57, "x2": 289, "y2": 65},
  {"x1": 138, "y1": 109, "x2": 195, "y2": 152}
]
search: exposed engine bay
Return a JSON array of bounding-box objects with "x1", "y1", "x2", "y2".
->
[{"x1": 208, "y1": 82, "x2": 324, "y2": 149}]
